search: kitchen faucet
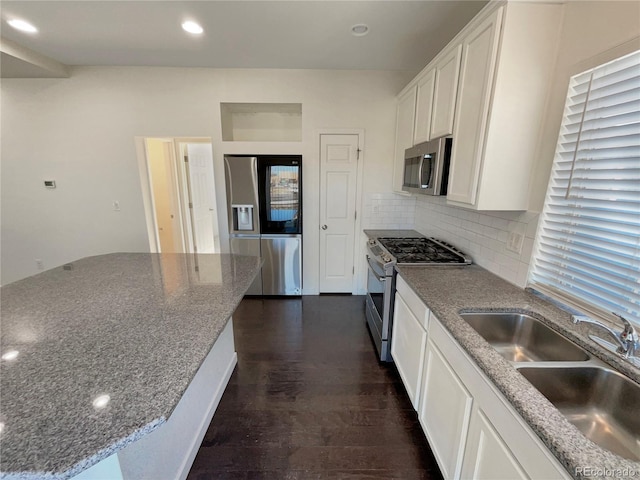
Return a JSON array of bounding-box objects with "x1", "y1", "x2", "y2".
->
[{"x1": 572, "y1": 313, "x2": 639, "y2": 359}]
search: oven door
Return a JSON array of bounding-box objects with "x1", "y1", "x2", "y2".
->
[
  {"x1": 366, "y1": 255, "x2": 386, "y2": 319},
  {"x1": 365, "y1": 255, "x2": 394, "y2": 361}
]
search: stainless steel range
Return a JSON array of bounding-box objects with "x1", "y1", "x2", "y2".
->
[{"x1": 365, "y1": 236, "x2": 472, "y2": 362}]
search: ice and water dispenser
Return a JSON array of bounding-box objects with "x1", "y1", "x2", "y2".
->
[{"x1": 232, "y1": 205, "x2": 254, "y2": 231}]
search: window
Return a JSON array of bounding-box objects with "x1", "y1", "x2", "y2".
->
[{"x1": 530, "y1": 50, "x2": 640, "y2": 327}]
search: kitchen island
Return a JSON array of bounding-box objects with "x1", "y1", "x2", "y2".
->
[{"x1": 0, "y1": 253, "x2": 262, "y2": 480}]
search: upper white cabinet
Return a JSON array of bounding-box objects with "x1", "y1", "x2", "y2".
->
[
  {"x1": 430, "y1": 45, "x2": 463, "y2": 140},
  {"x1": 446, "y1": 9, "x2": 503, "y2": 207},
  {"x1": 447, "y1": 3, "x2": 563, "y2": 210},
  {"x1": 393, "y1": 39, "x2": 463, "y2": 193},
  {"x1": 392, "y1": 86, "x2": 417, "y2": 192},
  {"x1": 413, "y1": 69, "x2": 436, "y2": 145}
]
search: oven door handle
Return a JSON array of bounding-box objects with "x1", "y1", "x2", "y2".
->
[{"x1": 366, "y1": 255, "x2": 386, "y2": 281}]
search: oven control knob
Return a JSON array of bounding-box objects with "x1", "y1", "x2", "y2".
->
[
  {"x1": 368, "y1": 239, "x2": 376, "y2": 246},
  {"x1": 382, "y1": 254, "x2": 392, "y2": 263}
]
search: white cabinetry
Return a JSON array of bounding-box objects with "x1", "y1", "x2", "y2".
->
[
  {"x1": 390, "y1": 273, "x2": 569, "y2": 480},
  {"x1": 393, "y1": 38, "x2": 463, "y2": 193},
  {"x1": 430, "y1": 45, "x2": 462, "y2": 140},
  {"x1": 424, "y1": 316, "x2": 570, "y2": 480},
  {"x1": 392, "y1": 86, "x2": 417, "y2": 192},
  {"x1": 461, "y1": 407, "x2": 528, "y2": 480},
  {"x1": 413, "y1": 70, "x2": 436, "y2": 145},
  {"x1": 391, "y1": 276, "x2": 428, "y2": 409},
  {"x1": 447, "y1": 8, "x2": 502, "y2": 207},
  {"x1": 447, "y1": 3, "x2": 563, "y2": 210},
  {"x1": 419, "y1": 337, "x2": 473, "y2": 479}
]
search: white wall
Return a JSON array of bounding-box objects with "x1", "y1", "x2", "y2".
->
[{"x1": 1, "y1": 67, "x2": 406, "y2": 288}]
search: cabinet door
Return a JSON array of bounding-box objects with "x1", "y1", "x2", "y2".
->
[
  {"x1": 413, "y1": 69, "x2": 436, "y2": 145},
  {"x1": 430, "y1": 45, "x2": 462, "y2": 139},
  {"x1": 392, "y1": 86, "x2": 417, "y2": 192},
  {"x1": 390, "y1": 293, "x2": 427, "y2": 409},
  {"x1": 419, "y1": 338, "x2": 473, "y2": 480},
  {"x1": 447, "y1": 8, "x2": 503, "y2": 205},
  {"x1": 461, "y1": 407, "x2": 528, "y2": 480}
]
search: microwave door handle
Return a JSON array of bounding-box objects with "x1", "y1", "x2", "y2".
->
[{"x1": 420, "y1": 155, "x2": 431, "y2": 188}]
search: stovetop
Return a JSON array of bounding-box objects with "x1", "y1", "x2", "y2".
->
[{"x1": 376, "y1": 237, "x2": 471, "y2": 265}]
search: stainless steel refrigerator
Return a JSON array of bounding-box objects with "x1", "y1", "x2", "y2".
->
[{"x1": 224, "y1": 155, "x2": 302, "y2": 295}]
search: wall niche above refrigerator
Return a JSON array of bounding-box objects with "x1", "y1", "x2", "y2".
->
[{"x1": 220, "y1": 103, "x2": 302, "y2": 142}]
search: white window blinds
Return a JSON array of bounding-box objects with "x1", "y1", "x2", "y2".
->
[{"x1": 530, "y1": 50, "x2": 640, "y2": 326}]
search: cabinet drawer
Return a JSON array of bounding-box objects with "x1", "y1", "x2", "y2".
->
[{"x1": 396, "y1": 274, "x2": 429, "y2": 328}]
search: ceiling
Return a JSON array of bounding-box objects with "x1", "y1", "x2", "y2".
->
[{"x1": 0, "y1": 1, "x2": 487, "y2": 78}]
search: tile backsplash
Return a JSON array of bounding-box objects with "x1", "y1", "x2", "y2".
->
[
  {"x1": 362, "y1": 193, "x2": 416, "y2": 230},
  {"x1": 364, "y1": 193, "x2": 539, "y2": 288}
]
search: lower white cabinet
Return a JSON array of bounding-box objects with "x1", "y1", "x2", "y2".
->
[
  {"x1": 461, "y1": 407, "x2": 528, "y2": 480},
  {"x1": 391, "y1": 275, "x2": 429, "y2": 408},
  {"x1": 423, "y1": 316, "x2": 570, "y2": 480},
  {"x1": 391, "y1": 274, "x2": 570, "y2": 480},
  {"x1": 419, "y1": 338, "x2": 473, "y2": 480},
  {"x1": 391, "y1": 293, "x2": 427, "y2": 408}
]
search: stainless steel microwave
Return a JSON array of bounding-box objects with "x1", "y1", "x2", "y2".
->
[{"x1": 402, "y1": 136, "x2": 452, "y2": 195}]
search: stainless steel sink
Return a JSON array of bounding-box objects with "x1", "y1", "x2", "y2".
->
[
  {"x1": 518, "y1": 366, "x2": 640, "y2": 461},
  {"x1": 460, "y1": 312, "x2": 590, "y2": 362}
]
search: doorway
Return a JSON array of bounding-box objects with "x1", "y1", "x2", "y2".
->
[
  {"x1": 319, "y1": 133, "x2": 362, "y2": 293},
  {"x1": 139, "y1": 137, "x2": 220, "y2": 254}
]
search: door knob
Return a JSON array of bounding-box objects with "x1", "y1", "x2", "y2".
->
[{"x1": 322, "y1": 225, "x2": 328, "y2": 230}]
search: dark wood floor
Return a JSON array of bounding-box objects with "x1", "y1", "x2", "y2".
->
[{"x1": 187, "y1": 295, "x2": 443, "y2": 479}]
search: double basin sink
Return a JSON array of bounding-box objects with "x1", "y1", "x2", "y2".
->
[{"x1": 460, "y1": 312, "x2": 640, "y2": 462}]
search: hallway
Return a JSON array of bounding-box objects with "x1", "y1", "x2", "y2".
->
[{"x1": 188, "y1": 295, "x2": 443, "y2": 479}]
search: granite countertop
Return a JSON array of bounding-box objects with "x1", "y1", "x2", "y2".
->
[
  {"x1": 0, "y1": 253, "x2": 262, "y2": 480},
  {"x1": 363, "y1": 229, "x2": 423, "y2": 239},
  {"x1": 396, "y1": 264, "x2": 640, "y2": 479}
]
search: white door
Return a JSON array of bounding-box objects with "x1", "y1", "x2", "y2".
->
[
  {"x1": 319, "y1": 134, "x2": 359, "y2": 293},
  {"x1": 184, "y1": 143, "x2": 219, "y2": 253}
]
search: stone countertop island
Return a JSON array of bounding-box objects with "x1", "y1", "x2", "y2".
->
[{"x1": 0, "y1": 253, "x2": 262, "y2": 480}]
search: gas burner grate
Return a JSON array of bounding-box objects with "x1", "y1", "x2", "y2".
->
[{"x1": 377, "y1": 237, "x2": 470, "y2": 265}]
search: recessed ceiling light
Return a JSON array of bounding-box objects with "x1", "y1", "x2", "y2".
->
[
  {"x1": 182, "y1": 20, "x2": 204, "y2": 35},
  {"x1": 7, "y1": 19, "x2": 38, "y2": 34},
  {"x1": 351, "y1": 24, "x2": 369, "y2": 37}
]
